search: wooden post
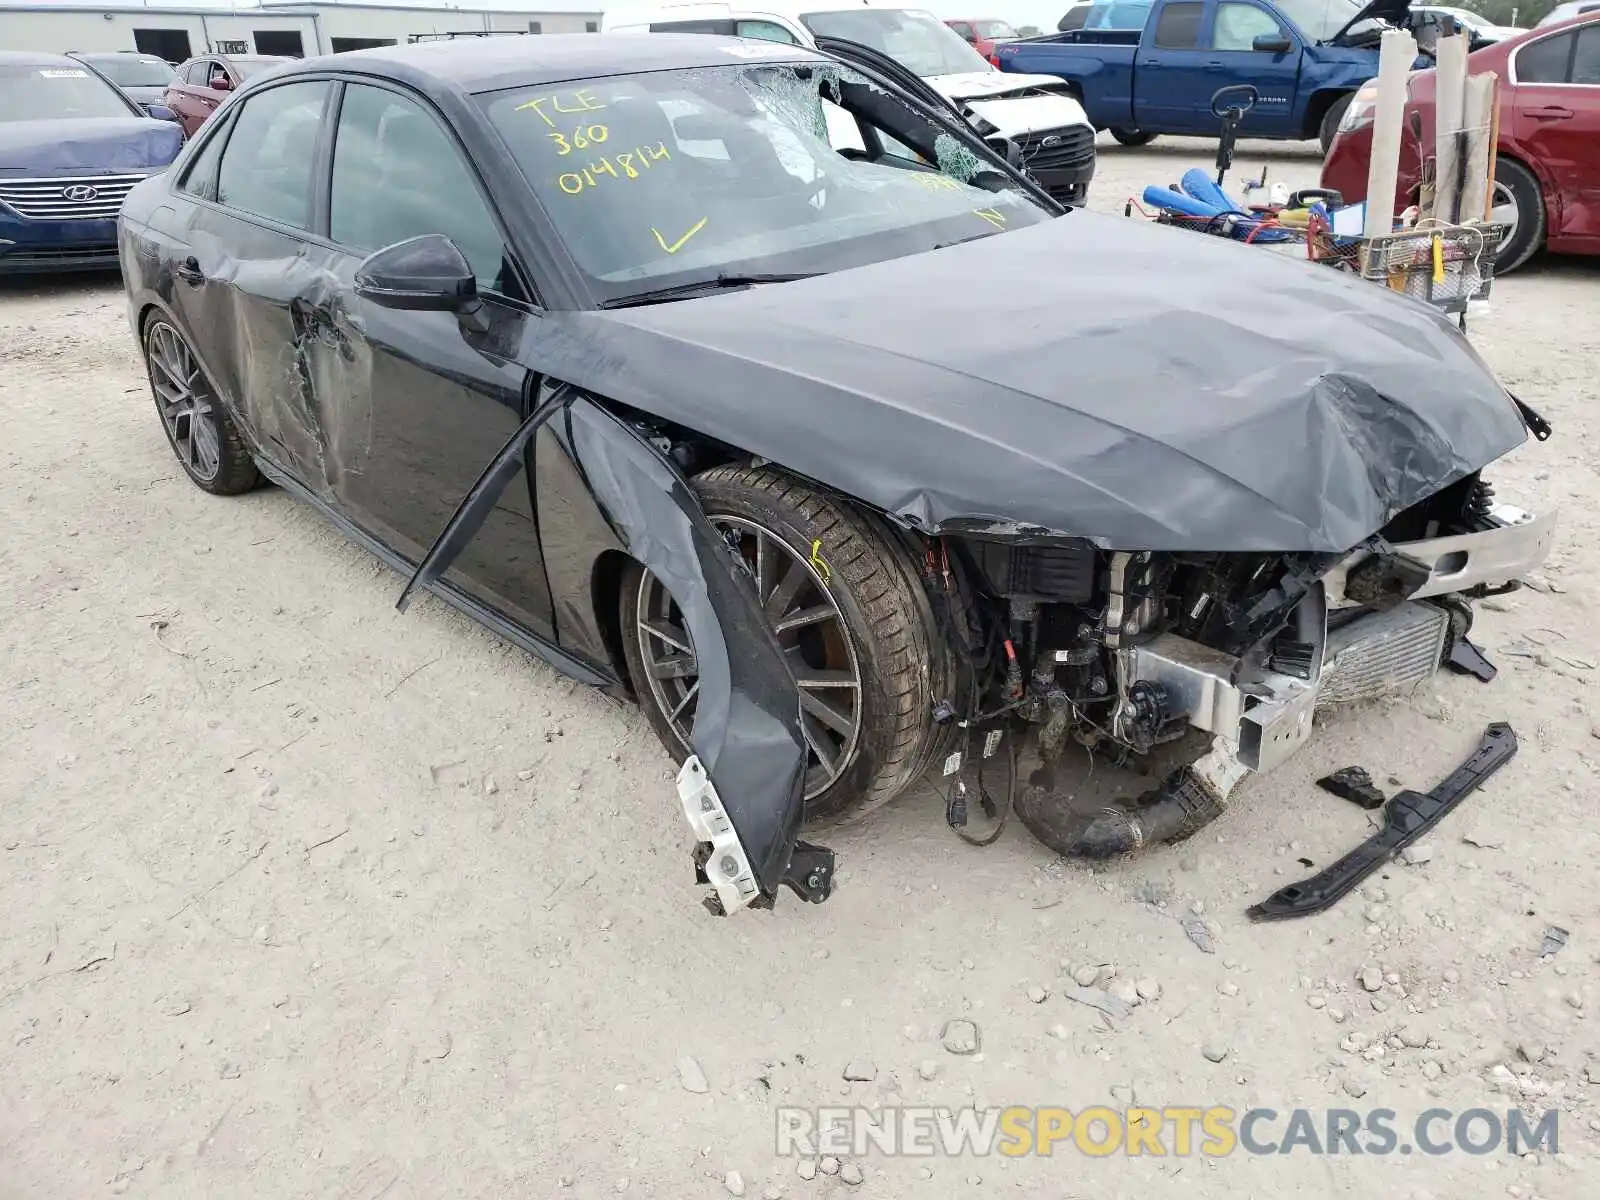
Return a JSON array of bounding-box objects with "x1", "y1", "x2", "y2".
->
[
  {"x1": 1461, "y1": 71, "x2": 1497, "y2": 226},
  {"x1": 1482, "y1": 72, "x2": 1501, "y2": 223},
  {"x1": 1364, "y1": 28, "x2": 1419, "y2": 239},
  {"x1": 1433, "y1": 33, "x2": 1469, "y2": 225}
]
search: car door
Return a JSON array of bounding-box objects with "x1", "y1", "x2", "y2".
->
[
  {"x1": 1513, "y1": 22, "x2": 1600, "y2": 248},
  {"x1": 1132, "y1": 0, "x2": 1213, "y2": 133},
  {"x1": 312, "y1": 80, "x2": 555, "y2": 636},
  {"x1": 174, "y1": 78, "x2": 341, "y2": 494},
  {"x1": 1203, "y1": 0, "x2": 1300, "y2": 135},
  {"x1": 168, "y1": 59, "x2": 213, "y2": 134}
]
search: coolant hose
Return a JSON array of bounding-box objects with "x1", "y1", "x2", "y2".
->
[{"x1": 1015, "y1": 739, "x2": 1246, "y2": 860}]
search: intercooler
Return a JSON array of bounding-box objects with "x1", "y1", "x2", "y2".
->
[{"x1": 1316, "y1": 602, "x2": 1451, "y2": 709}]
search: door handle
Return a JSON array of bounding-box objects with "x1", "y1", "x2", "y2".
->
[
  {"x1": 176, "y1": 256, "x2": 205, "y2": 285},
  {"x1": 1206, "y1": 60, "x2": 1224, "y2": 67},
  {"x1": 1527, "y1": 105, "x2": 1573, "y2": 120}
]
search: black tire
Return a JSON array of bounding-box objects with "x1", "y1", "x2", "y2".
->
[
  {"x1": 620, "y1": 464, "x2": 938, "y2": 824},
  {"x1": 1488, "y1": 156, "x2": 1544, "y2": 275},
  {"x1": 1318, "y1": 94, "x2": 1353, "y2": 155},
  {"x1": 142, "y1": 316, "x2": 259, "y2": 496},
  {"x1": 1109, "y1": 127, "x2": 1156, "y2": 147}
]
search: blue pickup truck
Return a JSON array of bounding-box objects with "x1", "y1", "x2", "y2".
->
[{"x1": 996, "y1": 0, "x2": 1446, "y2": 151}]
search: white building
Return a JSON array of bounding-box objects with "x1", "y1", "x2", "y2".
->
[{"x1": 0, "y1": 2, "x2": 603, "y2": 62}]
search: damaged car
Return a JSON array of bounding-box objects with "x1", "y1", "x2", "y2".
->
[{"x1": 119, "y1": 32, "x2": 1555, "y2": 915}]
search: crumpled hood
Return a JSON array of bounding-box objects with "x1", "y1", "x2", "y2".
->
[
  {"x1": 550, "y1": 211, "x2": 1528, "y2": 554},
  {"x1": 0, "y1": 118, "x2": 183, "y2": 176},
  {"x1": 927, "y1": 68, "x2": 1079, "y2": 100}
]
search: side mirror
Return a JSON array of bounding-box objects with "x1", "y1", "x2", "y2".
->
[
  {"x1": 144, "y1": 103, "x2": 179, "y2": 122},
  {"x1": 984, "y1": 134, "x2": 1024, "y2": 168},
  {"x1": 354, "y1": 234, "x2": 478, "y2": 312},
  {"x1": 1252, "y1": 33, "x2": 1293, "y2": 53},
  {"x1": 210, "y1": 76, "x2": 233, "y2": 91}
]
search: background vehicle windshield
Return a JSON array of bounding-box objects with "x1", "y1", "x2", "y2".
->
[
  {"x1": 0, "y1": 63, "x2": 137, "y2": 121},
  {"x1": 483, "y1": 62, "x2": 1050, "y2": 302},
  {"x1": 84, "y1": 56, "x2": 177, "y2": 87},
  {"x1": 800, "y1": 9, "x2": 992, "y2": 75},
  {"x1": 1271, "y1": 0, "x2": 1365, "y2": 41},
  {"x1": 232, "y1": 57, "x2": 283, "y2": 80},
  {"x1": 973, "y1": 19, "x2": 1020, "y2": 37}
]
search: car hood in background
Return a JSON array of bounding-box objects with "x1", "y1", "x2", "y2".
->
[
  {"x1": 931, "y1": 69, "x2": 1095, "y2": 133},
  {"x1": 544, "y1": 212, "x2": 1527, "y2": 555},
  {"x1": 0, "y1": 117, "x2": 184, "y2": 176}
]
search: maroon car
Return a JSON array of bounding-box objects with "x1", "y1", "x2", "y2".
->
[
  {"x1": 945, "y1": 18, "x2": 1021, "y2": 59},
  {"x1": 164, "y1": 54, "x2": 290, "y2": 136},
  {"x1": 1322, "y1": 11, "x2": 1600, "y2": 272}
]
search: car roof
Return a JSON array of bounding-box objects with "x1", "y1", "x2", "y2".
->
[
  {"x1": 303, "y1": 32, "x2": 822, "y2": 94},
  {"x1": 70, "y1": 50, "x2": 168, "y2": 61},
  {"x1": 0, "y1": 50, "x2": 90, "y2": 68}
]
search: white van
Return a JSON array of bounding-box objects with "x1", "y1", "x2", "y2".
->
[{"x1": 602, "y1": 1, "x2": 1097, "y2": 205}]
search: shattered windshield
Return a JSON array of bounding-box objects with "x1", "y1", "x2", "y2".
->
[
  {"x1": 800, "y1": 9, "x2": 993, "y2": 76},
  {"x1": 482, "y1": 61, "x2": 1051, "y2": 303},
  {"x1": 0, "y1": 64, "x2": 138, "y2": 121}
]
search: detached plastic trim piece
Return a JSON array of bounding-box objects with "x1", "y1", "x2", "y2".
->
[
  {"x1": 678, "y1": 755, "x2": 761, "y2": 915},
  {"x1": 1248, "y1": 722, "x2": 1518, "y2": 921}
]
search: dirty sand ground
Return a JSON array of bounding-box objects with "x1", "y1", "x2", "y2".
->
[{"x1": 3, "y1": 138, "x2": 1599, "y2": 1200}]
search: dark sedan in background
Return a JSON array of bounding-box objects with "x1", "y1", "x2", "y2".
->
[
  {"x1": 120, "y1": 34, "x2": 1551, "y2": 914},
  {"x1": 66, "y1": 50, "x2": 180, "y2": 116},
  {"x1": 1323, "y1": 11, "x2": 1600, "y2": 272},
  {"x1": 0, "y1": 50, "x2": 184, "y2": 273}
]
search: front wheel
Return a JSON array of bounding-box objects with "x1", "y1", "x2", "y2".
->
[
  {"x1": 619, "y1": 464, "x2": 938, "y2": 823},
  {"x1": 1109, "y1": 127, "x2": 1156, "y2": 147}
]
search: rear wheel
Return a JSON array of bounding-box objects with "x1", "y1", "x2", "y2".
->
[
  {"x1": 1487, "y1": 157, "x2": 1544, "y2": 275},
  {"x1": 1318, "y1": 94, "x2": 1353, "y2": 154},
  {"x1": 620, "y1": 464, "x2": 937, "y2": 823},
  {"x1": 1109, "y1": 127, "x2": 1156, "y2": 147},
  {"x1": 142, "y1": 317, "x2": 259, "y2": 495}
]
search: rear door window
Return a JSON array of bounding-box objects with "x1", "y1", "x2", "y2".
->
[
  {"x1": 1570, "y1": 24, "x2": 1600, "y2": 84},
  {"x1": 736, "y1": 19, "x2": 801, "y2": 43},
  {"x1": 1153, "y1": 2, "x2": 1204, "y2": 47},
  {"x1": 214, "y1": 80, "x2": 331, "y2": 230},
  {"x1": 1517, "y1": 31, "x2": 1574, "y2": 82}
]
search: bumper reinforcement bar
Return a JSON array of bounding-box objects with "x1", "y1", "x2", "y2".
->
[{"x1": 1247, "y1": 721, "x2": 1518, "y2": 921}]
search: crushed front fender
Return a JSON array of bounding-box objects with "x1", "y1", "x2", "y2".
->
[{"x1": 400, "y1": 386, "x2": 817, "y2": 913}]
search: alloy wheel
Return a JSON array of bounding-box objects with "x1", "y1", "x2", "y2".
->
[
  {"x1": 146, "y1": 320, "x2": 222, "y2": 483},
  {"x1": 1489, "y1": 180, "x2": 1519, "y2": 255},
  {"x1": 635, "y1": 515, "x2": 864, "y2": 801}
]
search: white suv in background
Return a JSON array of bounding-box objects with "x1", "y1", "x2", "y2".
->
[{"x1": 603, "y1": 1, "x2": 1099, "y2": 205}]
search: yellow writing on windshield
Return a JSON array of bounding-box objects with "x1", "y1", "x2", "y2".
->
[
  {"x1": 516, "y1": 88, "x2": 608, "y2": 127},
  {"x1": 974, "y1": 208, "x2": 1008, "y2": 228},
  {"x1": 557, "y1": 143, "x2": 672, "y2": 195},
  {"x1": 913, "y1": 174, "x2": 962, "y2": 192},
  {"x1": 549, "y1": 124, "x2": 609, "y2": 155},
  {"x1": 651, "y1": 217, "x2": 708, "y2": 255}
]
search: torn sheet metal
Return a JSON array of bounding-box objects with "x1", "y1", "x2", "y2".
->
[
  {"x1": 562, "y1": 397, "x2": 810, "y2": 905},
  {"x1": 530, "y1": 210, "x2": 1531, "y2": 554},
  {"x1": 400, "y1": 390, "x2": 810, "y2": 907}
]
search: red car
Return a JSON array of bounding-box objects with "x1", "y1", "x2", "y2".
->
[
  {"x1": 945, "y1": 18, "x2": 1021, "y2": 59},
  {"x1": 1322, "y1": 11, "x2": 1600, "y2": 272},
  {"x1": 163, "y1": 54, "x2": 291, "y2": 136}
]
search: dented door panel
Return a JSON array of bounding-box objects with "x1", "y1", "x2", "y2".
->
[{"x1": 303, "y1": 252, "x2": 556, "y2": 636}]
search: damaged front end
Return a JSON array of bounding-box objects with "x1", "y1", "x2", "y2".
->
[{"x1": 932, "y1": 471, "x2": 1556, "y2": 859}]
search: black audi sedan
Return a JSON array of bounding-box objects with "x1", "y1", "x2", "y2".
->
[{"x1": 120, "y1": 34, "x2": 1552, "y2": 916}]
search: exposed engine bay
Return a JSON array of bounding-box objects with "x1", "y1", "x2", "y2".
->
[{"x1": 916, "y1": 472, "x2": 1555, "y2": 861}]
